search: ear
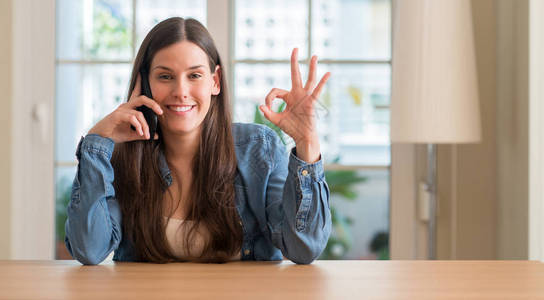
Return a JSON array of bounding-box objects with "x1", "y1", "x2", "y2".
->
[{"x1": 211, "y1": 65, "x2": 221, "y2": 96}]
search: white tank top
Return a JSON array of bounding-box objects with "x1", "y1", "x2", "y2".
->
[{"x1": 164, "y1": 217, "x2": 241, "y2": 261}]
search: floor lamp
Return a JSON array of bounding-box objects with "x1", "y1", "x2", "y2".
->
[{"x1": 390, "y1": 0, "x2": 482, "y2": 259}]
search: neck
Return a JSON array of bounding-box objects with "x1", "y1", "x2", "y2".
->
[{"x1": 162, "y1": 128, "x2": 200, "y2": 169}]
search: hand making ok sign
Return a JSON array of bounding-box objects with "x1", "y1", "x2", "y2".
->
[{"x1": 259, "y1": 48, "x2": 331, "y2": 163}]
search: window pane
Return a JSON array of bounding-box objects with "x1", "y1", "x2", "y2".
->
[
  {"x1": 318, "y1": 64, "x2": 390, "y2": 165},
  {"x1": 233, "y1": 63, "x2": 309, "y2": 125},
  {"x1": 312, "y1": 0, "x2": 391, "y2": 60},
  {"x1": 320, "y1": 169, "x2": 389, "y2": 259},
  {"x1": 135, "y1": 0, "x2": 207, "y2": 48},
  {"x1": 55, "y1": 63, "x2": 131, "y2": 162},
  {"x1": 56, "y1": 0, "x2": 84, "y2": 60},
  {"x1": 56, "y1": 0, "x2": 133, "y2": 61},
  {"x1": 234, "y1": 0, "x2": 308, "y2": 60}
]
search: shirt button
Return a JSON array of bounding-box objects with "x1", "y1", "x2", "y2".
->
[
  {"x1": 244, "y1": 249, "x2": 251, "y2": 255},
  {"x1": 239, "y1": 221, "x2": 243, "y2": 226},
  {"x1": 301, "y1": 169, "x2": 309, "y2": 176}
]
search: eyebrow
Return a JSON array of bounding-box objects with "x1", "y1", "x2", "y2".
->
[{"x1": 152, "y1": 65, "x2": 206, "y2": 71}]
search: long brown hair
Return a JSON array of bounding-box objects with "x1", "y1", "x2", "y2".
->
[{"x1": 111, "y1": 17, "x2": 242, "y2": 263}]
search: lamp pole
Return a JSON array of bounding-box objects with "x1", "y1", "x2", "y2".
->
[{"x1": 426, "y1": 144, "x2": 437, "y2": 260}]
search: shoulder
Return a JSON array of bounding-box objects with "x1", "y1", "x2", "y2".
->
[
  {"x1": 231, "y1": 122, "x2": 279, "y2": 146},
  {"x1": 231, "y1": 123, "x2": 287, "y2": 169}
]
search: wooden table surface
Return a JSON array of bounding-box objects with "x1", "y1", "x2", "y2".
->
[{"x1": 1, "y1": 260, "x2": 543, "y2": 299}]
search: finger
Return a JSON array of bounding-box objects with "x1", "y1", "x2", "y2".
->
[
  {"x1": 290, "y1": 48, "x2": 303, "y2": 89},
  {"x1": 259, "y1": 105, "x2": 281, "y2": 126},
  {"x1": 130, "y1": 74, "x2": 142, "y2": 100},
  {"x1": 132, "y1": 111, "x2": 150, "y2": 139},
  {"x1": 123, "y1": 112, "x2": 144, "y2": 136},
  {"x1": 304, "y1": 55, "x2": 318, "y2": 91},
  {"x1": 311, "y1": 72, "x2": 331, "y2": 100},
  {"x1": 265, "y1": 88, "x2": 289, "y2": 108},
  {"x1": 130, "y1": 96, "x2": 164, "y2": 115}
]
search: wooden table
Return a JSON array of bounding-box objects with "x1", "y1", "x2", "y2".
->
[{"x1": 1, "y1": 260, "x2": 543, "y2": 299}]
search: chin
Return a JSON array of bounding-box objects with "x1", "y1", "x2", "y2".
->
[{"x1": 164, "y1": 123, "x2": 201, "y2": 136}]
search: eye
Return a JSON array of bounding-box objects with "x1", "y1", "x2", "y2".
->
[
  {"x1": 158, "y1": 73, "x2": 173, "y2": 80},
  {"x1": 189, "y1": 73, "x2": 202, "y2": 79}
]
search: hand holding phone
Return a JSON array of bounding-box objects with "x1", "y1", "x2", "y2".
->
[{"x1": 88, "y1": 71, "x2": 162, "y2": 143}]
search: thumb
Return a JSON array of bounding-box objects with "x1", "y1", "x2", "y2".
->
[{"x1": 259, "y1": 105, "x2": 280, "y2": 125}]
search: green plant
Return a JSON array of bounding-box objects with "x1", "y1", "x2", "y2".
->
[
  {"x1": 320, "y1": 165, "x2": 367, "y2": 260},
  {"x1": 252, "y1": 104, "x2": 367, "y2": 259},
  {"x1": 370, "y1": 231, "x2": 389, "y2": 260},
  {"x1": 87, "y1": 3, "x2": 131, "y2": 58},
  {"x1": 253, "y1": 103, "x2": 288, "y2": 145}
]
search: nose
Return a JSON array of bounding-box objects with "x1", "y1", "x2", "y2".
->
[{"x1": 172, "y1": 77, "x2": 189, "y2": 99}]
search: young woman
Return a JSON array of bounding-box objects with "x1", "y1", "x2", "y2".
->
[{"x1": 65, "y1": 17, "x2": 331, "y2": 265}]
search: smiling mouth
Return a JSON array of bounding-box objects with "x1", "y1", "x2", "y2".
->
[{"x1": 167, "y1": 105, "x2": 195, "y2": 112}]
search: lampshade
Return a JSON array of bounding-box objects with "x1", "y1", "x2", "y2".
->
[{"x1": 390, "y1": 0, "x2": 481, "y2": 144}]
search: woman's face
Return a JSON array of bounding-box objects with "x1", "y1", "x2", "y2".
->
[{"x1": 148, "y1": 41, "x2": 220, "y2": 137}]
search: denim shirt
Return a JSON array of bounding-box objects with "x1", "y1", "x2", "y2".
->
[{"x1": 65, "y1": 123, "x2": 331, "y2": 265}]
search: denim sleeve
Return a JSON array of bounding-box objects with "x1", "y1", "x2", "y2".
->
[
  {"x1": 64, "y1": 134, "x2": 122, "y2": 265},
  {"x1": 264, "y1": 132, "x2": 332, "y2": 264}
]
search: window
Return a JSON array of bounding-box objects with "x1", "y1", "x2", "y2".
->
[
  {"x1": 54, "y1": 0, "x2": 206, "y2": 258},
  {"x1": 54, "y1": 0, "x2": 391, "y2": 260}
]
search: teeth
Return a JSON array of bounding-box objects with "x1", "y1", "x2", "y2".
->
[{"x1": 171, "y1": 106, "x2": 192, "y2": 112}]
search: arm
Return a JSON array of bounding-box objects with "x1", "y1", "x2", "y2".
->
[
  {"x1": 65, "y1": 74, "x2": 163, "y2": 265},
  {"x1": 258, "y1": 48, "x2": 332, "y2": 263},
  {"x1": 64, "y1": 134, "x2": 122, "y2": 265},
  {"x1": 265, "y1": 132, "x2": 332, "y2": 264}
]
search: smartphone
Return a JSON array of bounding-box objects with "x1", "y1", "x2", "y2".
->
[{"x1": 132, "y1": 69, "x2": 158, "y2": 141}]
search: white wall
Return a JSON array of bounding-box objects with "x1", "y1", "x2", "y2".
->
[
  {"x1": 5, "y1": 0, "x2": 56, "y2": 259},
  {"x1": 529, "y1": 0, "x2": 544, "y2": 262}
]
